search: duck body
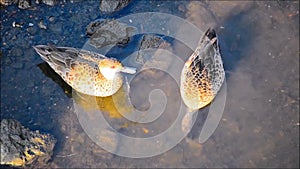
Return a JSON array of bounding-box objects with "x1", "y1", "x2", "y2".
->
[
  {"x1": 180, "y1": 28, "x2": 225, "y2": 133},
  {"x1": 180, "y1": 28, "x2": 225, "y2": 111},
  {"x1": 34, "y1": 45, "x2": 136, "y2": 97}
]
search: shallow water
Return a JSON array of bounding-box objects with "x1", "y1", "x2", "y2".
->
[{"x1": 1, "y1": 0, "x2": 299, "y2": 168}]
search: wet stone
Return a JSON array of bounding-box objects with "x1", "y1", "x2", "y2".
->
[
  {"x1": 86, "y1": 20, "x2": 103, "y2": 36},
  {"x1": 137, "y1": 34, "x2": 166, "y2": 64},
  {"x1": 41, "y1": 0, "x2": 58, "y2": 6},
  {"x1": 0, "y1": 0, "x2": 18, "y2": 6},
  {"x1": 0, "y1": 119, "x2": 56, "y2": 167},
  {"x1": 99, "y1": 0, "x2": 131, "y2": 13},
  {"x1": 139, "y1": 34, "x2": 164, "y2": 49},
  {"x1": 86, "y1": 19, "x2": 137, "y2": 49},
  {"x1": 18, "y1": 0, "x2": 31, "y2": 9},
  {"x1": 48, "y1": 16, "x2": 55, "y2": 22}
]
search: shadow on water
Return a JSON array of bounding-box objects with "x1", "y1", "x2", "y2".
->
[
  {"x1": 37, "y1": 62, "x2": 72, "y2": 159},
  {"x1": 37, "y1": 62, "x2": 72, "y2": 98},
  {"x1": 217, "y1": 5, "x2": 257, "y2": 74}
]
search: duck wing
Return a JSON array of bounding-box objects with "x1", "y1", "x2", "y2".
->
[
  {"x1": 184, "y1": 28, "x2": 225, "y2": 96},
  {"x1": 33, "y1": 45, "x2": 107, "y2": 80}
]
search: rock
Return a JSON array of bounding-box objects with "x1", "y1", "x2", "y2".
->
[
  {"x1": 0, "y1": 0, "x2": 18, "y2": 6},
  {"x1": 38, "y1": 19, "x2": 47, "y2": 30},
  {"x1": 86, "y1": 19, "x2": 137, "y2": 49},
  {"x1": 99, "y1": 0, "x2": 131, "y2": 13},
  {"x1": 48, "y1": 16, "x2": 55, "y2": 22},
  {"x1": 141, "y1": 40, "x2": 174, "y2": 71},
  {"x1": 136, "y1": 34, "x2": 166, "y2": 64},
  {"x1": 86, "y1": 20, "x2": 103, "y2": 36},
  {"x1": 18, "y1": 0, "x2": 31, "y2": 9},
  {"x1": 0, "y1": 119, "x2": 56, "y2": 167},
  {"x1": 139, "y1": 34, "x2": 164, "y2": 50},
  {"x1": 41, "y1": 0, "x2": 58, "y2": 6}
]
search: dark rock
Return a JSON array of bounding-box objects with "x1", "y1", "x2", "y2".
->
[
  {"x1": 99, "y1": 0, "x2": 131, "y2": 13},
  {"x1": 139, "y1": 34, "x2": 164, "y2": 50},
  {"x1": 86, "y1": 20, "x2": 103, "y2": 36},
  {"x1": 86, "y1": 19, "x2": 137, "y2": 49},
  {"x1": 0, "y1": 0, "x2": 18, "y2": 6},
  {"x1": 137, "y1": 34, "x2": 166, "y2": 64},
  {"x1": 0, "y1": 119, "x2": 56, "y2": 167},
  {"x1": 18, "y1": 0, "x2": 31, "y2": 9}
]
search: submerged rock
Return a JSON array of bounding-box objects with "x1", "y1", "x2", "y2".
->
[
  {"x1": 0, "y1": 119, "x2": 56, "y2": 167},
  {"x1": 86, "y1": 19, "x2": 137, "y2": 49},
  {"x1": 137, "y1": 34, "x2": 166, "y2": 64},
  {"x1": 99, "y1": 0, "x2": 131, "y2": 13}
]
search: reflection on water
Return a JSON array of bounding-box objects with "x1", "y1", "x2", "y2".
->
[{"x1": 72, "y1": 86, "x2": 133, "y2": 119}]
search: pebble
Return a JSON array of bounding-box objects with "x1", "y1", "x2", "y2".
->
[
  {"x1": 12, "y1": 21, "x2": 23, "y2": 28},
  {"x1": 38, "y1": 20, "x2": 47, "y2": 29},
  {"x1": 28, "y1": 23, "x2": 34, "y2": 27},
  {"x1": 48, "y1": 16, "x2": 55, "y2": 22}
]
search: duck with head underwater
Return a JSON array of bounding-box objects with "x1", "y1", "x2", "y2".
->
[
  {"x1": 180, "y1": 28, "x2": 225, "y2": 133},
  {"x1": 33, "y1": 45, "x2": 136, "y2": 97}
]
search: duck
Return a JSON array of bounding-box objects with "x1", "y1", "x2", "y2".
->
[
  {"x1": 33, "y1": 45, "x2": 136, "y2": 97},
  {"x1": 180, "y1": 28, "x2": 225, "y2": 133}
]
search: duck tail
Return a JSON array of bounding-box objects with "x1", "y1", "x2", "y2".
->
[
  {"x1": 33, "y1": 45, "x2": 74, "y2": 69},
  {"x1": 33, "y1": 45, "x2": 53, "y2": 63},
  {"x1": 205, "y1": 28, "x2": 219, "y2": 50},
  {"x1": 204, "y1": 28, "x2": 217, "y2": 40}
]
